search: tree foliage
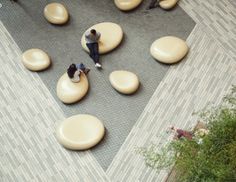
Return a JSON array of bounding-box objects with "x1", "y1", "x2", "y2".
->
[{"x1": 137, "y1": 85, "x2": 236, "y2": 182}]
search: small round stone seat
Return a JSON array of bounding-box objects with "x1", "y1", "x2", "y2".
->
[
  {"x1": 44, "y1": 3, "x2": 69, "y2": 24},
  {"x1": 114, "y1": 0, "x2": 143, "y2": 11},
  {"x1": 109, "y1": 70, "x2": 139, "y2": 94},
  {"x1": 22, "y1": 49, "x2": 51, "y2": 71},
  {"x1": 159, "y1": 0, "x2": 178, "y2": 10},
  {"x1": 81, "y1": 22, "x2": 123, "y2": 54},
  {"x1": 57, "y1": 73, "x2": 89, "y2": 104},
  {"x1": 150, "y1": 36, "x2": 188, "y2": 64},
  {"x1": 56, "y1": 114, "x2": 105, "y2": 150}
]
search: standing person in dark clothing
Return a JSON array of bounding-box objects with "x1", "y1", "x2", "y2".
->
[
  {"x1": 85, "y1": 29, "x2": 102, "y2": 68},
  {"x1": 147, "y1": 0, "x2": 161, "y2": 9},
  {"x1": 147, "y1": 0, "x2": 158, "y2": 9}
]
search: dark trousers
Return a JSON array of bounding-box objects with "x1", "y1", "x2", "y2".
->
[{"x1": 86, "y1": 43, "x2": 100, "y2": 64}]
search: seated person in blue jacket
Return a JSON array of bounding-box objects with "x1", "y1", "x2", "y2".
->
[
  {"x1": 85, "y1": 29, "x2": 102, "y2": 68},
  {"x1": 67, "y1": 63, "x2": 90, "y2": 83}
]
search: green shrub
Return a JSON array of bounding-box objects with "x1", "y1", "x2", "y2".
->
[{"x1": 137, "y1": 85, "x2": 236, "y2": 182}]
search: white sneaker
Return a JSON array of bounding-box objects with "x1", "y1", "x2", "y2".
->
[{"x1": 95, "y1": 63, "x2": 102, "y2": 68}]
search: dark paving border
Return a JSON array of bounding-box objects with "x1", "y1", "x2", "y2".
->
[{"x1": 0, "y1": 0, "x2": 195, "y2": 170}]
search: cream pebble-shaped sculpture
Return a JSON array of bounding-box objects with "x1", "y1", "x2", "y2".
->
[
  {"x1": 22, "y1": 49, "x2": 51, "y2": 71},
  {"x1": 109, "y1": 70, "x2": 139, "y2": 94},
  {"x1": 81, "y1": 22, "x2": 123, "y2": 54},
  {"x1": 56, "y1": 114, "x2": 105, "y2": 150},
  {"x1": 150, "y1": 36, "x2": 188, "y2": 64},
  {"x1": 114, "y1": 0, "x2": 143, "y2": 11},
  {"x1": 159, "y1": 0, "x2": 179, "y2": 10},
  {"x1": 44, "y1": 3, "x2": 69, "y2": 24},
  {"x1": 57, "y1": 73, "x2": 89, "y2": 104}
]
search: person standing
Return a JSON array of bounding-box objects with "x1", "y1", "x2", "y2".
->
[
  {"x1": 85, "y1": 29, "x2": 102, "y2": 68},
  {"x1": 147, "y1": 0, "x2": 159, "y2": 10}
]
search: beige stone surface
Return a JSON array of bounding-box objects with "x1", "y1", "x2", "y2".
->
[
  {"x1": 114, "y1": 0, "x2": 143, "y2": 11},
  {"x1": 44, "y1": 3, "x2": 69, "y2": 24},
  {"x1": 56, "y1": 114, "x2": 105, "y2": 150},
  {"x1": 57, "y1": 73, "x2": 89, "y2": 104},
  {"x1": 150, "y1": 36, "x2": 188, "y2": 64},
  {"x1": 109, "y1": 70, "x2": 139, "y2": 94},
  {"x1": 81, "y1": 22, "x2": 123, "y2": 54},
  {"x1": 159, "y1": 0, "x2": 178, "y2": 10},
  {"x1": 22, "y1": 49, "x2": 51, "y2": 71}
]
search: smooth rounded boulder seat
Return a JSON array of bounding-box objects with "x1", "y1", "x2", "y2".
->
[
  {"x1": 114, "y1": 0, "x2": 143, "y2": 11},
  {"x1": 81, "y1": 22, "x2": 123, "y2": 54},
  {"x1": 150, "y1": 36, "x2": 188, "y2": 64},
  {"x1": 44, "y1": 3, "x2": 69, "y2": 24},
  {"x1": 56, "y1": 114, "x2": 105, "y2": 150},
  {"x1": 109, "y1": 70, "x2": 139, "y2": 94},
  {"x1": 57, "y1": 73, "x2": 89, "y2": 104},
  {"x1": 22, "y1": 49, "x2": 51, "y2": 71},
  {"x1": 159, "y1": 0, "x2": 179, "y2": 10}
]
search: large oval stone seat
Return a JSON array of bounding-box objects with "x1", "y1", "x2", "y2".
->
[
  {"x1": 22, "y1": 49, "x2": 51, "y2": 71},
  {"x1": 57, "y1": 73, "x2": 89, "y2": 104},
  {"x1": 44, "y1": 3, "x2": 69, "y2": 24},
  {"x1": 114, "y1": 0, "x2": 143, "y2": 11},
  {"x1": 159, "y1": 0, "x2": 178, "y2": 10},
  {"x1": 56, "y1": 114, "x2": 105, "y2": 150},
  {"x1": 109, "y1": 70, "x2": 139, "y2": 94},
  {"x1": 81, "y1": 22, "x2": 123, "y2": 54},
  {"x1": 150, "y1": 36, "x2": 188, "y2": 64}
]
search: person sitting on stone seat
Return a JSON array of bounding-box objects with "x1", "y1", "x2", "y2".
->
[
  {"x1": 67, "y1": 63, "x2": 90, "y2": 83},
  {"x1": 85, "y1": 29, "x2": 102, "y2": 68}
]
